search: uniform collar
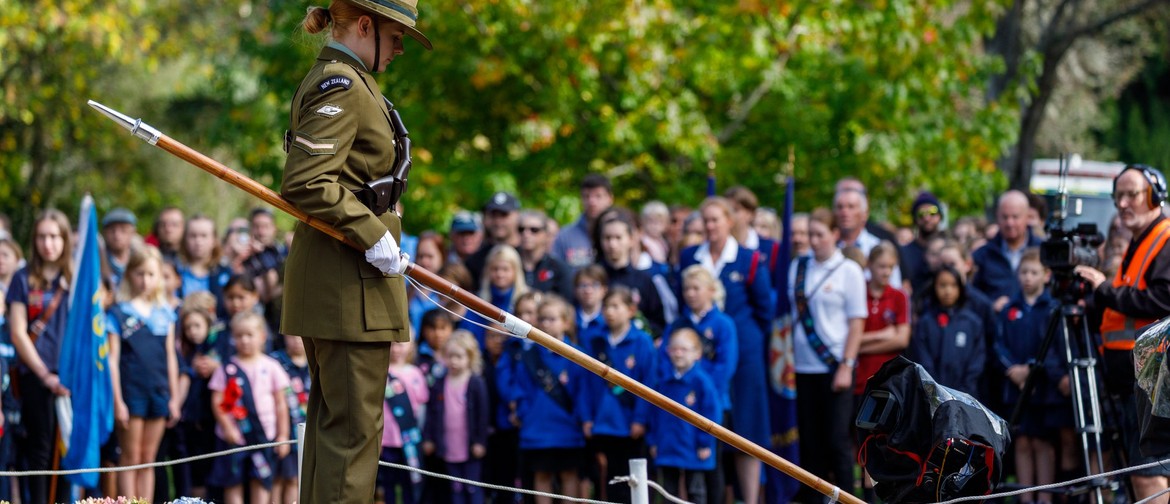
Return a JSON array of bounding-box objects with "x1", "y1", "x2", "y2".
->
[{"x1": 321, "y1": 42, "x2": 368, "y2": 72}]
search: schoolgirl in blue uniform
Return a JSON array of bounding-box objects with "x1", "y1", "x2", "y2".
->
[
  {"x1": 651, "y1": 327, "x2": 722, "y2": 504},
  {"x1": 176, "y1": 215, "x2": 232, "y2": 318},
  {"x1": 484, "y1": 291, "x2": 543, "y2": 503},
  {"x1": 271, "y1": 333, "x2": 310, "y2": 504},
  {"x1": 175, "y1": 291, "x2": 222, "y2": 498},
  {"x1": 581, "y1": 287, "x2": 656, "y2": 502},
  {"x1": 502, "y1": 294, "x2": 588, "y2": 502},
  {"x1": 0, "y1": 237, "x2": 23, "y2": 501},
  {"x1": 108, "y1": 246, "x2": 180, "y2": 500},
  {"x1": 910, "y1": 265, "x2": 987, "y2": 396},
  {"x1": 8, "y1": 210, "x2": 73, "y2": 504},
  {"x1": 661, "y1": 265, "x2": 738, "y2": 413},
  {"x1": 678, "y1": 197, "x2": 773, "y2": 504}
]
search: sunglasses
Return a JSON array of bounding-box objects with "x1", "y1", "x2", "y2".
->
[
  {"x1": 518, "y1": 225, "x2": 544, "y2": 234},
  {"x1": 916, "y1": 207, "x2": 940, "y2": 219}
]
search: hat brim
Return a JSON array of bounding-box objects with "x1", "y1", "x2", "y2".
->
[
  {"x1": 403, "y1": 25, "x2": 432, "y2": 51},
  {"x1": 352, "y1": 0, "x2": 433, "y2": 51}
]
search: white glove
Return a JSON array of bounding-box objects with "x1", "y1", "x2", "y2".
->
[{"x1": 365, "y1": 231, "x2": 407, "y2": 275}]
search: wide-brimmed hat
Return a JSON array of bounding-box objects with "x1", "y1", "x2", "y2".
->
[{"x1": 351, "y1": 0, "x2": 432, "y2": 50}]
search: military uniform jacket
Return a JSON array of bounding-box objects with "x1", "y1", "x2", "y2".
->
[{"x1": 281, "y1": 45, "x2": 409, "y2": 343}]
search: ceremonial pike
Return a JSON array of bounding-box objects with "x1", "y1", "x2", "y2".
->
[{"x1": 87, "y1": 99, "x2": 866, "y2": 504}]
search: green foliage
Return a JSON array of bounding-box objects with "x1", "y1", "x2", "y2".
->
[
  {"x1": 2, "y1": 0, "x2": 1021, "y2": 241},
  {"x1": 1102, "y1": 56, "x2": 1170, "y2": 170}
]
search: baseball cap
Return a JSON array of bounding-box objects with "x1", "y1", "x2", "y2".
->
[
  {"x1": 483, "y1": 191, "x2": 520, "y2": 213},
  {"x1": 450, "y1": 211, "x2": 482, "y2": 233},
  {"x1": 102, "y1": 207, "x2": 137, "y2": 228}
]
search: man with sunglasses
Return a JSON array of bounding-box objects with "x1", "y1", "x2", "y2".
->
[
  {"x1": 901, "y1": 192, "x2": 946, "y2": 299},
  {"x1": 517, "y1": 210, "x2": 574, "y2": 300}
]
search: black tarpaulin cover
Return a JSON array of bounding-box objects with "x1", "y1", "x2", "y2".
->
[{"x1": 856, "y1": 356, "x2": 1010, "y2": 504}]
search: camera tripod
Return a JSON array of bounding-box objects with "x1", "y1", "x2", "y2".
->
[{"x1": 1011, "y1": 302, "x2": 1130, "y2": 504}]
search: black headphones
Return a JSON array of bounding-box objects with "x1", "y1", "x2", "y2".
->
[{"x1": 1114, "y1": 164, "x2": 1168, "y2": 209}]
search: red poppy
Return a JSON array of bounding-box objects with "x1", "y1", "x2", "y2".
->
[
  {"x1": 539, "y1": 269, "x2": 552, "y2": 282},
  {"x1": 1008, "y1": 307, "x2": 1021, "y2": 322},
  {"x1": 220, "y1": 377, "x2": 242, "y2": 413},
  {"x1": 937, "y1": 313, "x2": 950, "y2": 328}
]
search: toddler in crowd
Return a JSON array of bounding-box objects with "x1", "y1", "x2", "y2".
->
[
  {"x1": 208, "y1": 312, "x2": 290, "y2": 504},
  {"x1": 423, "y1": 332, "x2": 490, "y2": 504},
  {"x1": 650, "y1": 327, "x2": 720, "y2": 504},
  {"x1": 108, "y1": 246, "x2": 180, "y2": 500},
  {"x1": 379, "y1": 339, "x2": 429, "y2": 504}
]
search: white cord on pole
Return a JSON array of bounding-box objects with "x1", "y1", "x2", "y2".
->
[
  {"x1": 377, "y1": 460, "x2": 616, "y2": 504},
  {"x1": 0, "y1": 440, "x2": 295, "y2": 476},
  {"x1": 1135, "y1": 486, "x2": 1170, "y2": 504}
]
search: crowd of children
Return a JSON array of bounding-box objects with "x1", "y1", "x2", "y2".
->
[{"x1": 0, "y1": 174, "x2": 1108, "y2": 504}]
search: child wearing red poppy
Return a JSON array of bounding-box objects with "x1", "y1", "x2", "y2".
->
[
  {"x1": 909, "y1": 265, "x2": 986, "y2": 396},
  {"x1": 208, "y1": 312, "x2": 291, "y2": 504},
  {"x1": 996, "y1": 249, "x2": 1063, "y2": 504}
]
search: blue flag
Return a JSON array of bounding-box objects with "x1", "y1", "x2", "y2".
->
[
  {"x1": 58, "y1": 196, "x2": 114, "y2": 488},
  {"x1": 765, "y1": 177, "x2": 800, "y2": 503}
]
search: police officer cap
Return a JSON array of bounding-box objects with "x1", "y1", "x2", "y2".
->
[
  {"x1": 102, "y1": 207, "x2": 137, "y2": 228},
  {"x1": 348, "y1": 0, "x2": 433, "y2": 50},
  {"x1": 450, "y1": 211, "x2": 482, "y2": 233},
  {"x1": 484, "y1": 192, "x2": 520, "y2": 213}
]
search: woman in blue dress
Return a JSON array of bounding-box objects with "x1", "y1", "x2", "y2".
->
[{"x1": 678, "y1": 196, "x2": 773, "y2": 504}]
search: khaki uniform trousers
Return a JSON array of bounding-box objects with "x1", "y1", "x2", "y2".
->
[{"x1": 299, "y1": 337, "x2": 392, "y2": 503}]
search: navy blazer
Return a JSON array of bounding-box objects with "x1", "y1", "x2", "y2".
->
[
  {"x1": 911, "y1": 304, "x2": 987, "y2": 397},
  {"x1": 970, "y1": 232, "x2": 1043, "y2": 302},
  {"x1": 423, "y1": 374, "x2": 490, "y2": 460}
]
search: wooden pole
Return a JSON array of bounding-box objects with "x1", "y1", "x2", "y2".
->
[{"x1": 88, "y1": 101, "x2": 865, "y2": 504}]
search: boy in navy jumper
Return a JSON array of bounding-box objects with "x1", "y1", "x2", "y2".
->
[
  {"x1": 650, "y1": 327, "x2": 720, "y2": 504},
  {"x1": 573, "y1": 265, "x2": 609, "y2": 346},
  {"x1": 997, "y1": 249, "x2": 1064, "y2": 504}
]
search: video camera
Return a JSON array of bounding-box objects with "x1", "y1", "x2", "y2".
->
[{"x1": 1041, "y1": 154, "x2": 1104, "y2": 301}]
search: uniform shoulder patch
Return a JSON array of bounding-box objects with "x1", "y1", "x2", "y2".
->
[{"x1": 317, "y1": 75, "x2": 353, "y2": 94}]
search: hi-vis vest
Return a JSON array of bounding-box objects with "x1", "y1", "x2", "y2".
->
[{"x1": 1101, "y1": 218, "x2": 1170, "y2": 350}]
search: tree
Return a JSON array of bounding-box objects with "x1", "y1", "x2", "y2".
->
[
  {"x1": 988, "y1": 0, "x2": 1170, "y2": 191},
  {"x1": 0, "y1": 0, "x2": 245, "y2": 241}
]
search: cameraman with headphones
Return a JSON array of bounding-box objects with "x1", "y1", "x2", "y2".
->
[{"x1": 1075, "y1": 164, "x2": 1170, "y2": 503}]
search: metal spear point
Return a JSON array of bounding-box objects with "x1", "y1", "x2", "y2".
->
[
  {"x1": 87, "y1": 100, "x2": 162, "y2": 146},
  {"x1": 87, "y1": 99, "x2": 867, "y2": 504}
]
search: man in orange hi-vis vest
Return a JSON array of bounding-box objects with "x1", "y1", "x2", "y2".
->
[{"x1": 1076, "y1": 164, "x2": 1170, "y2": 503}]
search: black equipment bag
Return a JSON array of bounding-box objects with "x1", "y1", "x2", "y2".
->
[{"x1": 856, "y1": 356, "x2": 1010, "y2": 504}]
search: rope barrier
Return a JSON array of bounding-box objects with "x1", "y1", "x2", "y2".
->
[
  {"x1": 938, "y1": 456, "x2": 1170, "y2": 504},
  {"x1": 0, "y1": 440, "x2": 295, "y2": 477},
  {"x1": 610, "y1": 475, "x2": 694, "y2": 504},
  {"x1": 377, "y1": 460, "x2": 617, "y2": 504}
]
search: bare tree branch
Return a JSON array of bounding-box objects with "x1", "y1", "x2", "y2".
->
[{"x1": 1063, "y1": 0, "x2": 1169, "y2": 43}]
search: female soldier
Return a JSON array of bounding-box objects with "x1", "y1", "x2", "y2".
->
[{"x1": 280, "y1": 1, "x2": 431, "y2": 502}]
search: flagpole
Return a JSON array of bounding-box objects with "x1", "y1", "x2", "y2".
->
[{"x1": 87, "y1": 100, "x2": 866, "y2": 504}]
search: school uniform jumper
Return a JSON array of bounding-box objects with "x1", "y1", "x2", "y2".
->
[
  {"x1": 911, "y1": 303, "x2": 987, "y2": 397},
  {"x1": 996, "y1": 292, "x2": 1068, "y2": 435},
  {"x1": 660, "y1": 306, "x2": 738, "y2": 412},
  {"x1": 680, "y1": 241, "x2": 774, "y2": 446}
]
